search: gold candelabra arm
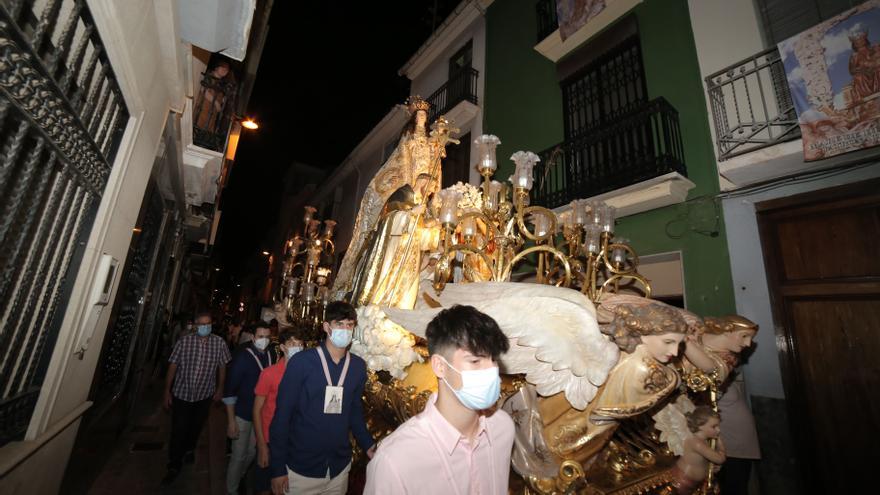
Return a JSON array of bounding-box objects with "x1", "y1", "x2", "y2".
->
[
  {"x1": 502, "y1": 245, "x2": 572, "y2": 287},
  {"x1": 515, "y1": 205, "x2": 558, "y2": 243}
]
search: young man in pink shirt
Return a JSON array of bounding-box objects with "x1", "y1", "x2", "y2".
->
[
  {"x1": 364, "y1": 305, "x2": 514, "y2": 494},
  {"x1": 252, "y1": 328, "x2": 305, "y2": 495}
]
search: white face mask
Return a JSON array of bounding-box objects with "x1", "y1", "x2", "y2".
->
[
  {"x1": 286, "y1": 346, "x2": 302, "y2": 359},
  {"x1": 329, "y1": 328, "x2": 352, "y2": 348},
  {"x1": 438, "y1": 355, "x2": 501, "y2": 410},
  {"x1": 253, "y1": 337, "x2": 270, "y2": 351}
]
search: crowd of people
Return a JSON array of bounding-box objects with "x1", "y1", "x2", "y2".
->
[{"x1": 157, "y1": 302, "x2": 513, "y2": 495}]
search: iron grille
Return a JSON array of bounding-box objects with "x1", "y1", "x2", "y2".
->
[{"x1": 0, "y1": 0, "x2": 130, "y2": 445}]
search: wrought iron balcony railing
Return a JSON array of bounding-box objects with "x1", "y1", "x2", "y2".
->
[
  {"x1": 193, "y1": 71, "x2": 239, "y2": 152},
  {"x1": 532, "y1": 97, "x2": 686, "y2": 209},
  {"x1": 536, "y1": 0, "x2": 559, "y2": 42},
  {"x1": 426, "y1": 67, "x2": 479, "y2": 122},
  {"x1": 706, "y1": 47, "x2": 800, "y2": 161}
]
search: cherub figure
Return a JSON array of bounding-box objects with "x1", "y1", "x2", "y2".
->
[{"x1": 671, "y1": 406, "x2": 727, "y2": 495}]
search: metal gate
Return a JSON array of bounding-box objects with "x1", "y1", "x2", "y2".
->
[{"x1": 0, "y1": 0, "x2": 129, "y2": 445}]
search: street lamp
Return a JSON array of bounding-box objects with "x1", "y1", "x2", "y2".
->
[{"x1": 242, "y1": 118, "x2": 259, "y2": 130}]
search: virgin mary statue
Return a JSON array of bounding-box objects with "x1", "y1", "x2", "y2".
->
[{"x1": 332, "y1": 96, "x2": 443, "y2": 308}]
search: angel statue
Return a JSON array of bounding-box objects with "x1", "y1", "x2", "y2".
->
[
  {"x1": 375, "y1": 283, "x2": 693, "y2": 492},
  {"x1": 333, "y1": 96, "x2": 453, "y2": 309}
]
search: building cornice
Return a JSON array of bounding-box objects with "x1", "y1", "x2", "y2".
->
[{"x1": 398, "y1": 0, "x2": 493, "y2": 80}]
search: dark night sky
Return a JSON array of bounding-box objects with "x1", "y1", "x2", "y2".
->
[{"x1": 215, "y1": 1, "x2": 457, "y2": 279}]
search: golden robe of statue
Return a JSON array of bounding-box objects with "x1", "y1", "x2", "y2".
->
[
  {"x1": 349, "y1": 183, "x2": 440, "y2": 309},
  {"x1": 333, "y1": 100, "x2": 442, "y2": 309}
]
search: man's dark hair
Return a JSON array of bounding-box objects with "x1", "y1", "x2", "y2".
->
[
  {"x1": 325, "y1": 301, "x2": 357, "y2": 323},
  {"x1": 195, "y1": 309, "x2": 212, "y2": 321},
  {"x1": 279, "y1": 326, "x2": 307, "y2": 345},
  {"x1": 426, "y1": 305, "x2": 509, "y2": 361},
  {"x1": 247, "y1": 320, "x2": 270, "y2": 335}
]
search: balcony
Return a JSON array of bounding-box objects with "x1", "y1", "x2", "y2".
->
[
  {"x1": 532, "y1": 97, "x2": 693, "y2": 215},
  {"x1": 533, "y1": 0, "x2": 642, "y2": 63},
  {"x1": 706, "y1": 47, "x2": 800, "y2": 161},
  {"x1": 192, "y1": 71, "x2": 239, "y2": 153},
  {"x1": 426, "y1": 67, "x2": 479, "y2": 124}
]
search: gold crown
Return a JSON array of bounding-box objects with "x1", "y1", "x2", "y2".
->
[{"x1": 406, "y1": 95, "x2": 431, "y2": 113}]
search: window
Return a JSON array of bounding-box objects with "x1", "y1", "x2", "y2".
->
[
  {"x1": 449, "y1": 40, "x2": 473, "y2": 77},
  {"x1": 442, "y1": 132, "x2": 472, "y2": 188},
  {"x1": 557, "y1": 16, "x2": 647, "y2": 141},
  {"x1": 756, "y1": 0, "x2": 863, "y2": 45}
]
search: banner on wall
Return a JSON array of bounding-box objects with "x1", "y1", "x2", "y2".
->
[
  {"x1": 778, "y1": 0, "x2": 880, "y2": 161},
  {"x1": 557, "y1": 0, "x2": 607, "y2": 41}
]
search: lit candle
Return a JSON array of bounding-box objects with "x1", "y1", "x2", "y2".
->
[
  {"x1": 303, "y1": 205, "x2": 316, "y2": 224},
  {"x1": 323, "y1": 220, "x2": 336, "y2": 238},
  {"x1": 474, "y1": 135, "x2": 502, "y2": 173},
  {"x1": 602, "y1": 205, "x2": 617, "y2": 233},
  {"x1": 510, "y1": 151, "x2": 539, "y2": 191},
  {"x1": 486, "y1": 180, "x2": 502, "y2": 211},
  {"x1": 584, "y1": 224, "x2": 602, "y2": 254},
  {"x1": 572, "y1": 199, "x2": 587, "y2": 225},
  {"x1": 530, "y1": 212, "x2": 552, "y2": 237},
  {"x1": 438, "y1": 189, "x2": 462, "y2": 225},
  {"x1": 461, "y1": 215, "x2": 477, "y2": 237}
]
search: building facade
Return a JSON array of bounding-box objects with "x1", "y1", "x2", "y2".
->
[{"x1": 0, "y1": 1, "x2": 271, "y2": 493}]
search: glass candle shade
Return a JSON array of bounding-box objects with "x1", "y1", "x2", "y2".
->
[
  {"x1": 461, "y1": 214, "x2": 477, "y2": 237},
  {"x1": 572, "y1": 199, "x2": 588, "y2": 225},
  {"x1": 486, "y1": 180, "x2": 503, "y2": 211},
  {"x1": 301, "y1": 282, "x2": 316, "y2": 303},
  {"x1": 510, "y1": 151, "x2": 540, "y2": 191},
  {"x1": 584, "y1": 224, "x2": 602, "y2": 255},
  {"x1": 474, "y1": 134, "x2": 501, "y2": 173},
  {"x1": 287, "y1": 278, "x2": 301, "y2": 297},
  {"x1": 530, "y1": 212, "x2": 553, "y2": 237},
  {"x1": 322, "y1": 220, "x2": 337, "y2": 238},
  {"x1": 303, "y1": 205, "x2": 317, "y2": 224},
  {"x1": 438, "y1": 189, "x2": 462, "y2": 225}
]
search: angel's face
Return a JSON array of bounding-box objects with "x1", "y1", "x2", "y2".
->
[
  {"x1": 641, "y1": 332, "x2": 685, "y2": 363},
  {"x1": 705, "y1": 328, "x2": 757, "y2": 354},
  {"x1": 697, "y1": 416, "x2": 721, "y2": 439}
]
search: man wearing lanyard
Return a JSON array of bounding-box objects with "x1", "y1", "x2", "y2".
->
[
  {"x1": 364, "y1": 305, "x2": 514, "y2": 495},
  {"x1": 269, "y1": 301, "x2": 376, "y2": 495},
  {"x1": 223, "y1": 322, "x2": 275, "y2": 494}
]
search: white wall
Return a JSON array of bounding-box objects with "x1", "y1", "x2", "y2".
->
[
  {"x1": 410, "y1": 15, "x2": 486, "y2": 186},
  {"x1": 722, "y1": 163, "x2": 880, "y2": 399},
  {"x1": 0, "y1": 1, "x2": 186, "y2": 491},
  {"x1": 687, "y1": 0, "x2": 767, "y2": 167}
]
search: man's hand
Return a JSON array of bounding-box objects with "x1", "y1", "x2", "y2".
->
[
  {"x1": 367, "y1": 444, "x2": 377, "y2": 459},
  {"x1": 271, "y1": 475, "x2": 288, "y2": 495},
  {"x1": 227, "y1": 420, "x2": 239, "y2": 439},
  {"x1": 257, "y1": 443, "x2": 270, "y2": 468},
  {"x1": 213, "y1": 389, "x2": 223, "y2": 403},
  {"x1": 163, "y1": 390, "x2": 173, "y2": 411}
]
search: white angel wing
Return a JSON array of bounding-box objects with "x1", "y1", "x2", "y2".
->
[
  {"x1": 652, "y1": 394, "x2": 696, "y2": 456},
  {"x1": 383, "y1": 282, "x2": 619, "y2": 410}
]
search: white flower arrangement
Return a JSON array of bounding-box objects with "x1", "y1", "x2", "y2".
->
[
  {"x1": 446, "y1": 181, "x2": 483, "y2": 211},
  {"x1": 351, "y1": 305, "x2": 423, "y2": 379}
]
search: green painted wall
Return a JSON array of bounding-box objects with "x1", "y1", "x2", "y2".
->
[{"x1": 484, "y1": 0, "x2": 735, "y2": 316}]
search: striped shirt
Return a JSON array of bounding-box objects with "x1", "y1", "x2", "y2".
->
[{"x1": 169, "y1": 333, "x2": 231, "y2": 402}]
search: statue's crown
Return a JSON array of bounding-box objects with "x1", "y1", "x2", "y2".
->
[{"x1": 406, "y1": 95, "x2": 431, "y2": 113}]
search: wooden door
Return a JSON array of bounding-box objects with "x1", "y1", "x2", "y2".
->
[{"x1": 757, "y1": 178, "x2": 880, "y2": 494}]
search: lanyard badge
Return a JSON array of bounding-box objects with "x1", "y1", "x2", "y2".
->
[{"x1": 317, "y1": 347, "x2": 350, "y2": 415}]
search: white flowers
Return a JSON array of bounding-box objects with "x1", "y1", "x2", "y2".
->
[
  {"x1": 447, "y1": 181, "x2": 483, "y2": 211},
  {"x1": 352, "y1": 305, "x2": 423, "y2": 379}
]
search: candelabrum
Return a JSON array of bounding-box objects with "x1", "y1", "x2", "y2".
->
[
  {"x1": 431, "y1": 134, "x2": 650, "y2": 303},
  {"x1": 432, "y1": 136, "x2": 572, "y2": 293},
  {"x1": 554, "y1": 199, "x2": 652, "y2": 302},
  {"x1": 279, "y1": 206, "x2": 337, "y2": 329}
]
